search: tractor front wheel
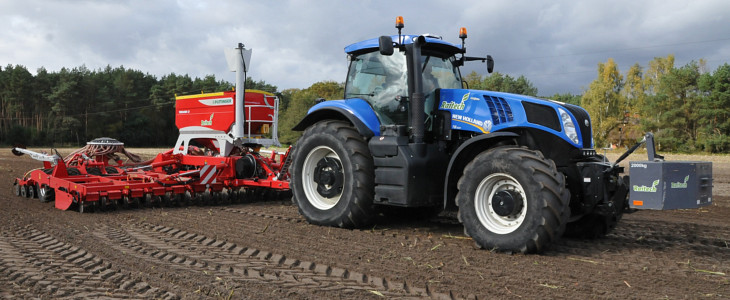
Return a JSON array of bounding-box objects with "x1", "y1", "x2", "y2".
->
[
  {"x1": 456, "y1": 147, "x2": 569, "y2": 253},
  {"x1": 291, "y1": 120, "x2": 375, "y2": 228}
]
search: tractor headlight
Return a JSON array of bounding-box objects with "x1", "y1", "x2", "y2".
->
[{"x1": 558, "y1": 108, "x2": 580, "y2": 145}]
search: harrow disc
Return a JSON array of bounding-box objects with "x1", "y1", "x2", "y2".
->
[
  {"x1": 184, "y1": 191, "x2": 193, "y2": 206},
  {"x1": 120, "y1": 196, "x2": 130, "y2": 209},
  {"x1": 99, "y1": 197, "x2": 109, "y2": 211},
  {"x1": 144, "y1": 194, "x2": 154, "y2": 208},
  {"x1": 130, "y1": 197, "x2": 141, "y2": 208},
  {"x1": 160, "y1": 193, "x2": 171, "y2": 207}
]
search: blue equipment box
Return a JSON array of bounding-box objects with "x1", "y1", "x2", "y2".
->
[{"x1": 629, "y1": 161, "x2": 712, "y2": 210}]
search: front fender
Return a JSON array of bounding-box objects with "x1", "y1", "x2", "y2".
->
[
  {"x1": 443, "y1": 131, "x2": 519, "y2": 209},
  {"x1": 292, "y1": 99, "x2": 381, "y2": 138}
]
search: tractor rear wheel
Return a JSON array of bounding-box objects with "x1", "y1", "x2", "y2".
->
[
  {"x1": 456, "y1": 147, "x2": 569, "y2": 253},
  {"x1": 291, "y1": 120, "x2": 375, "y2": 228}
]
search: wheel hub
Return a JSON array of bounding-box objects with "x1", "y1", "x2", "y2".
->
[
  {"x1": 474, "y1": 174, "x2": 528, "y2": 235},
  {"x1": 491, "y1": 190, "x2": 523, "y2": 217},
  {"x1": 312, "y1": 157, "x2": 343, "y2": 198}
]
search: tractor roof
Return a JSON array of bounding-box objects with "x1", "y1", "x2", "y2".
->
[{"x1": 344, "y1": 34, "x2": 463, "y2": 56}]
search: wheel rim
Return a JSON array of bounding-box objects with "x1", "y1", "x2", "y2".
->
[
  {"x1": 474, "y1": 173, "x2": 527, "y2": 235},
  {"x1": 39, "y1": 186, "x2": 46, "y2": 198},
  {"x1": 302, "y1": 146, "x2": 344, "y2": 210}
]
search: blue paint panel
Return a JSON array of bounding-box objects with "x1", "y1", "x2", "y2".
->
[
  {"x1": 306, "y1": 98, "x2": 382, "y2": 136},
  {"x1": 344, "y1": 35, "x2": 461, "y2": 54},
  {"x1": 437, "y1": 89, "x2": 585, "y2": 147}
]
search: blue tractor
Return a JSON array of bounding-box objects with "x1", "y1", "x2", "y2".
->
[{"x1": 290, "y1": 17, "x2": 629, "y2": 253}]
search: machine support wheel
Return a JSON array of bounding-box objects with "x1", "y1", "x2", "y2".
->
[
  {"x1": 14, "y1": 183, "x2": 21, "y2": 197},
  {"x1": 456, "y1": 146, "x2": 570, "y2": 254},
  {"x1": 38, "y1": 185, "x2": 54, "y2": 203},
  {"x1": 20, "y1": 185, "x2": 28, "y2": 198},
  {"x1": 28, "y1": 185, "x2": 36, "y2": 199},
  {"x1": 291, "y1": 120, "x2": 375, "y2": 228}
]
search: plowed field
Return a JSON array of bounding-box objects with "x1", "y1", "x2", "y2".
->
[{"x1": 1, "y1": 149, "x2": 729, "y2": 299}]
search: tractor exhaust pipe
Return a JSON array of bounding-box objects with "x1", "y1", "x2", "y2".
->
[{"x1": 409, "y1": 36, "x2": 427, "y2": 156}]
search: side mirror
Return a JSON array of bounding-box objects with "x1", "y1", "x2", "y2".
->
[
  {"x1": 486, "y1": 55, "x2": 494, "y2": 73},
  {"x1": 379, "y1": 36, "x2": 394, "y2": 56}
]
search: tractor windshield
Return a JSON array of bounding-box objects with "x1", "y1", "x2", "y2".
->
[
  {"x1": 421, "y1": 54, "x2": 463, "y2": 117},
  {"x1": 344, "y1": 50, "x2": 463, "y2": 125},
  {"x1": 421, "y1": 54, "x2": 463, "y2": 94},
  {"x1": 345, "y1": 51, "x2": 409, "y2": 125}
]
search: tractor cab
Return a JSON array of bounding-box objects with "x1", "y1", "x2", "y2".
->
[{"x1": 343, "y1": 35, "x2": 466, "y2": 126}]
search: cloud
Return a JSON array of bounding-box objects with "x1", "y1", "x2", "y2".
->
[{"x1": 1, "y1": 0, "x2": 729, "y2": 96}]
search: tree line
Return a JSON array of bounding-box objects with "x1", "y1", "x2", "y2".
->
[
  {"x1": 0, "y1": 64, "x2": 271, "y2": 147},
  {"x1": 578, "y1": 56, "x2": 730, "y2": 152},
  {"x1": 2, "y1": 56, "x2": 729, "y2": 153},
  {"x1": 464, "y1": 57, "x2": 730, "y2": 153}
]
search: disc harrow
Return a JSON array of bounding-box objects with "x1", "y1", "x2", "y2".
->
[{"x1": 12, "y1": 138, "x2": 291, "y2": 213}]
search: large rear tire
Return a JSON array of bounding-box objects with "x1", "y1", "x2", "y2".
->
[
  {"x1": 291, "y1": 120, "x2": 375, "y2": 228},
  {"x1": 456, "y1": 147, "x2": 569, "y2": 253}
]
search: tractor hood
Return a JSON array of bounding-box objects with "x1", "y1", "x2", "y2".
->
[{"x1": 437, "y1": 89, "x2": 594, "y2": 149}]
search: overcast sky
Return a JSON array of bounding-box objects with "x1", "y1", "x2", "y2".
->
[{"x1": 2, "y1": 0, "x2": 729, "y2": 96}]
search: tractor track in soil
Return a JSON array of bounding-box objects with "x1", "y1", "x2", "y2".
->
[
  {"x1": 0, "y1": 225, "x2": 175, "y2": 299},
  {"x1": 2, "y1": 151, "x2": 730, "y2": 298}
]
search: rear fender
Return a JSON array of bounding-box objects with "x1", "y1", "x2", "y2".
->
[{"x1": 292, "y1": 99, "x2": 380, "y2": 138}]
